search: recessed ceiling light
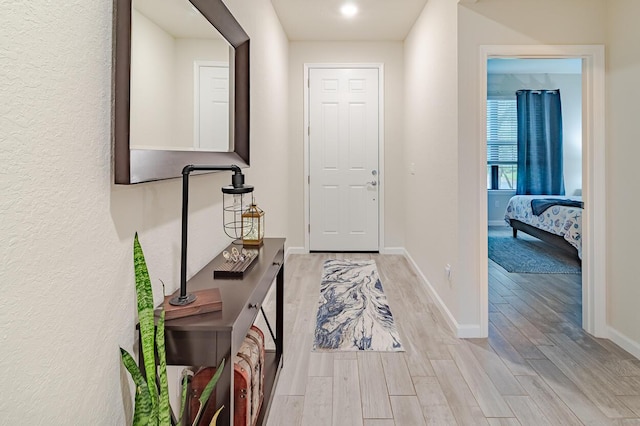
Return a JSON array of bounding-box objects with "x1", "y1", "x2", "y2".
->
[{"x1": 340, "y1": 3, "x2": 358, "y2": 18}]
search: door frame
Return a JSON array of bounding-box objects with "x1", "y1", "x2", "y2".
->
[
  {"x1": 478, "y1": 45, "x2": 606, "y2": 337},
  {"x1": 303, "y1": 63, "x2": 385, "y2": 253}
]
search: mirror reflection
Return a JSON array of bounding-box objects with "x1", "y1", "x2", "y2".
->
[{"x1": 131, "y1": 0, "x2": 233, "y2": 152}]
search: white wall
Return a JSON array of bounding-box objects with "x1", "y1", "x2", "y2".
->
[
  {"x1": 173, "y1": 38, "x2": 229, "y2": 150},
  {"x1": 131, "y1": 9, "x2": 175, "y2": 149},
  {"x1": 403, "y1": 0, "x2": 607, "y2": 333},
  {"x1": 487, "y1": 191, "x2": 516, "y2": 226},
  {"x1": 0, "y1": 0, "x2": 288, "y2": 423},
  {"x1": 455, "y1": 0, "x2": 606, "y2": 331},
  {"x1": 131, "y1": 10, "x2": 230, "y2": 151},
  {"x1": 287, "y1": 42, "x2": 405, "y2": 250},
  {"x1": 403, "y1": 0, "x2": 461, "y2": 329},
  {"x1": 606, "y1": 0, "x2": 640, "y2": 350},
  {"x1": 231, "y1": 0, "x2": 290, "y2": 247}
]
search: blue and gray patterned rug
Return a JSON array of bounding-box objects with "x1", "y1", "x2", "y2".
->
[
  {"x1": 313, "y1": 259, "x2": 404, "y2": 352},
  {"x1": 488, "y1": 227, "x2": 581, "y2": 274}
]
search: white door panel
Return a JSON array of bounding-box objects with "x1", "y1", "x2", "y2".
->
[
  {"x1": 196, "y1": 64, "x2": 229, "y2": 151},
  {"x1": 309, "y1": 68, "x2": 379, "y2": 251}
]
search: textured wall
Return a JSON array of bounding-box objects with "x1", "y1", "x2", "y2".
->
[
  {"x1": 0, "y1": 0, "x2": 289, "y2": 422},
  {"x1": 0, "y1": 1, "x2": 130, "y2": 422}
]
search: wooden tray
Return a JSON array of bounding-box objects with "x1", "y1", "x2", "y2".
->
[
  {"x1": 213, "y1": 249, "x2": 258, "y2": 279},
  {"x1": 163, "y1": 288, "x2": 222, "y2": 320}
]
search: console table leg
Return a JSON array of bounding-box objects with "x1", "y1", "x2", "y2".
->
[{"x1": 276, "y1": 265, "x2": 284, "y2": 364}]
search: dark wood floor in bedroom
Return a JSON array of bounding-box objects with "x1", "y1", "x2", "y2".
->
[{"x1": 264, "y1": 253, "x2": 640, "y2": 425}]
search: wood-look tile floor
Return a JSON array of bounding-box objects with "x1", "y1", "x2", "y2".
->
[{"x1": 261, "y1": 253, "x2": 640, "y2": 425}]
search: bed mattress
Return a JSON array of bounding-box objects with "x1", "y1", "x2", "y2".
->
[{"x1": 504, "y1": 195, "x2": 583, "y2": 259}]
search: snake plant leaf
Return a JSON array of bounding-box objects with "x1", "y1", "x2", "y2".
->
[
  {"x1": 199, "y1": 358, "x2": 225, "y2": 407},
  {"x1": 133, "y1": 233, "x2": 159, "y2": 414},
  {"x1": 156, "y1": 309, "x2": 171, "y2": 426},
  {"x1": 178, "y1": 371, "x2": 191, "y2": 424},
  {"x1": 191, "y1": 358, "x2": 225, "y2": 426},
  {"x1": 120, "y1": 348, "x2": 153, "y2": 426},
  {"x1": 133, "y1": 385, "x2": 153, "y2": 426},
  {"x1": 209, "y1": 406, "x2": 223, "y2": 426}
]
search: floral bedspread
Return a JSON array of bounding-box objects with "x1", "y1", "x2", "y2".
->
[{"x1": 504, "y1": 195, "x2": 583, "y2": 259}]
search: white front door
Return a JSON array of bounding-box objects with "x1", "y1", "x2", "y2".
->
[
  {"x1": 309, "y1": 68, "x2": 380, "y2": 251},
  {"x1": 195, "y1": 63, "x2": 229, "y2": 151}
]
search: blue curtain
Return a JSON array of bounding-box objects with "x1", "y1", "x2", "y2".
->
[{"x1": 516, "y1": 89, "x2": 565, "y2": 195}]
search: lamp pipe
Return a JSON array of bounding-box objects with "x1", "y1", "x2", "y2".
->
[{"x1": 170, "y1": 164, "x2": 249, "y2": 306}]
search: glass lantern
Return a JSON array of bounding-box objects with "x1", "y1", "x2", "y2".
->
[
  {"x1": 222, "y1": 191, "x2": 253, "y2": 241},
  {"x1": 241, "y1": 203, "x2": 264, "y2": 246}
]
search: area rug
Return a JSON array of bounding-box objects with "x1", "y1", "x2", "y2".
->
[
  {"x1": 488, "y1": 228, "x2": 581, "y2": 274},
  {"x1": 313, "y1": 259, "x2": 404, "y2": 352}
]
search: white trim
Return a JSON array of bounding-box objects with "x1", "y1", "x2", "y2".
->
[
  {"x1": 403, "y1": 249, "x2": 480, "y2": 337},
  {"x1": 456, "y1": 325, "x2": 483, "y2": 339},
  {"x1": 303, "y1": 65, "x2": 310, "y2": 253},
  {"x1": 380, "y1": 247, "x2": 405, "y2": 255},
  {"x1": 607, "y1": 327, "x2": 640, "y2": 360},
  {"x1": 403, "y1": 249, "x2": 456, "y2": 334},
  {"x1": 129, "y1": 145, "x2": 196, "y2": 151},
  {"x1": 581, "y1": 48, "x2": 607, "y2": 337},
  {"x1": 303, "y1": 63, "x2": 386, "y2": 253},
  {"x1": 285, "y1": 247, "x2": 306, "y2": 259},
  {"x1": 478, "y1": 45, "x2": 606, "y2": 338},
  {"x1": 488, "y1": 220, "x2": 509, "y2": 227}
]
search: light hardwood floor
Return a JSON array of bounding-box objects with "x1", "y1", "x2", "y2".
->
[{"x1": 261, "y1": 253, "x2": 640, "y2": 425}]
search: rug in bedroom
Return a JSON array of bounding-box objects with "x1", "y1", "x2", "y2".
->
[
  {"x1": 313, "y1": 259, "x2": 404, "y2": 352},
  {"x1": 488, "y1": 228, "x2": 581, "y2": 274}
]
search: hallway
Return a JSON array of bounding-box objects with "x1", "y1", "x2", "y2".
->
[{"x1": 263, "y1": 253, "x2": 640, "y2": 425}]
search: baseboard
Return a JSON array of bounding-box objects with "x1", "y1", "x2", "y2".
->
[
  {"x1": 488, "y1": 220, "x2": 509, "y2": 227},
  {"x1": 380, "y1": 247, "x2": 405, "y2": 255},
  {"x1": 608, "y1": 326, "x2": 640, "y2": 360},
  {"x1": 402, "y1": 249, "x2": 482, "y2": 338},
  {"x1": 285, "y1": 247, "x2": 306, "y2": 259},
  {"x1": 457, "y1": 324, "x2": 483, "y2": 338}
]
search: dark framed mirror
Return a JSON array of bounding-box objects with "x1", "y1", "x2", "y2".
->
[{"x1": 113, "y1": 0, "x2": 249, "y2": 184}]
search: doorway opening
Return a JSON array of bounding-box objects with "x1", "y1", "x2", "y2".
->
[
  {"x1": 478, "y1": 45, "x2": 606, "y2": 339},
  {"x1": 486, "y1": 57, "x2": 584, "y2": 337}
]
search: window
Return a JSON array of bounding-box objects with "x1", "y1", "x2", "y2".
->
[{"x1": 487, "y1": 97, "x2": 517, "y2": 190}]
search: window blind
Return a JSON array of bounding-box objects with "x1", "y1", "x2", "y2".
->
[{"x1": 487, "y1": 98, "x2": 517, "y2": 164}]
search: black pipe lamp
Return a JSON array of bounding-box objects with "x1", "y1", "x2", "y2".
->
[{"x1": 169, "y1": 164, "x2": 253, "y2": 307}]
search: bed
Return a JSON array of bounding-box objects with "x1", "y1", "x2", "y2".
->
[{"x1": 504, "y1": 195, "x2": 583, "y2": 260}]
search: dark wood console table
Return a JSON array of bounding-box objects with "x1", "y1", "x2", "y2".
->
[{"x1": 161, "y1": 238, "x2": 285, "y2": 425}]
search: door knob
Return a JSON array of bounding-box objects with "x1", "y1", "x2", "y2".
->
[{"x1": 366, "y1": 181, "x2": 378, "y2": 186}]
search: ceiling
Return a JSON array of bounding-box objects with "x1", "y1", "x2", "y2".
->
[
  {"x1": 269, "y1": 0, "x2": 429, "y2": 41},
  {"x1": 134, "y1": 0, "x2": 224, "y2": 39}
]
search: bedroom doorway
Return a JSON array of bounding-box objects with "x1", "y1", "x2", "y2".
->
[
  {"x1": 486, "y1": 57, "x2": 585, "y2": 339},
  {"x1": 479, "y1": 46, "x2": 606, "y2": 339}
]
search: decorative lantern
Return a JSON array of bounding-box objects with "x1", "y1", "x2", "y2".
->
[
  {"x1": 241, "y1": 203, "x2": 264, "y2": 246},
  {"x1": 222, "y1": 191, "x2": 253, "y2": 240}
]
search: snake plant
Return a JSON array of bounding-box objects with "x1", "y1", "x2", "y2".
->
[{"x1": 121, "y1": 233, "x2": 224, "y2": 426}]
